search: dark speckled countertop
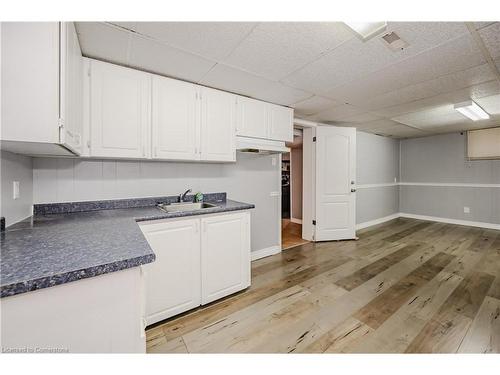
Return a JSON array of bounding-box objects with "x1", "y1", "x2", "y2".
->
[{"x1": 0, "y1": 193, "x2": 254, "y2": 298}]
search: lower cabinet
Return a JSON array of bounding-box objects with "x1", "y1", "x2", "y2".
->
[
  {"x1": 140, "y1": 218, "x2": 201, "y2": 325},
  {"x1": 140, "y1": 211, "x2": 251, "y2": 325},
  {"x1": 201, "y1": 212, "x2": 251, "y2": 304}
]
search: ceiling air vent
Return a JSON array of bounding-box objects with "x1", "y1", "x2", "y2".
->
[{"x1": 381, "y1": 32, "x2": 409, "y2": 51}]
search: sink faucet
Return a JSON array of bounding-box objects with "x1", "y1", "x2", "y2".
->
[{"x1": 179, "y1": 189, "x2": 192, "y2": 202}]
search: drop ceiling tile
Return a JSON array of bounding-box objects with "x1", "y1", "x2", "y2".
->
[
  {"x1": 224, "y1": 22, "x2": 353, "y2": 80},
  {"x1": 307, "y1": 104, "x2": 367, "y2": 123},
  {"x1": 199, "y1": 63, "x2": 310, "y2": 105},
  {"x1": 75, "y1": 22, "x2": 131, "y2": 64},
  {"x1": 363, "y1": 125, "x2": 428, "y2": 138},
  {"x1": 374, "y1": 80, "x2": 500, "y2": 118},
  {"x1": 107, "y1": 22, "x2": 138, "y2": 31},
  {"x1": 479, "y1": 22, "x2": 500, "y2": 58},
  {"x1": 128, "y1": 34, "x2": 216, "y2": 82},
  {"x1": 353, "y1": 119, "x2": 402, "y2": 130},
  {"x1": 476, "y1": 94, "x2": 500, "y2": 115},
  {"x1": 282, "y1": 35, "x2": 399, "y2": 94},
  {"x1": 325, "y1": 34, "x2": 485, "y2": 104},
  {"x1": 133, "y1": 22, "x2": 257, "y2": 60},
  {"x1": 474, "y1": 22, "x2": 496, "y2": 30},
  {"x1": 392, "y1": 104, "x2": 470, "y2": 128},
  {"x1": 284, "y1": 22, "x2": 471, "y2": 96},
  {"x1": 361, "y1": 63, "x2": 495, "y2": 111},
  {"x1": 256, "y1": 83, "x2": 313, "y2": 106},
  {"x1": 334, "y1": 112, "x2": 384, "y2": 124},
  {"x1": 292, "y1": 96, "x2": 340, "y2": 116},
  {"x1": 383, "y1": 22, "x2": 469, "y2": 60}
]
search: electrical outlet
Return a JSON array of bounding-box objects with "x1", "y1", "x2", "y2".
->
[
  {"x1": 13, "y1": 181, "x2": 20, "y2": 200},
  {"x1": 464, "y1": 206, "x2": 470, "y2": 214}
]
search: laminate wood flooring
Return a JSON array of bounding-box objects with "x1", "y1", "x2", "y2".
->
[{"x1": 146, "y1": 218, "x2": 500, "y2": 353}]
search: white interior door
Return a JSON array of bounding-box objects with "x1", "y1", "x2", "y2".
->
[{"x1": 314, "y1": 126, "x2": 356, "y2": 241}]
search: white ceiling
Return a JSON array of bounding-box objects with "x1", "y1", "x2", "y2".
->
[{"x1": 75, "y1": 21, "x2": 500, "y2": 138}]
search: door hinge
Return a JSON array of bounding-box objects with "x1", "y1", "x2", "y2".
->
[
  {"x1": 313, "y1": 137, "x2": 316, "y2": 142},
  {"x1": 312, "y1": 220, "x2": 316, "y2": 226}
]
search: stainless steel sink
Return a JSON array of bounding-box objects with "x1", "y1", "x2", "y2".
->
[{"x1": 157, "y1": 202, "x2": 217, "y2": 213}]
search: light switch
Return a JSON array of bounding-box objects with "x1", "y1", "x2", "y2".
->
[
  {"x1": 13, "y1": 181, "x2": 20, "y2": 200},
  {"x1": 464, "y1": 206, "x2": 470, "y2": 214},
  {"x1": 271, "y1": 157, "x2": 277, "y2": 166}
]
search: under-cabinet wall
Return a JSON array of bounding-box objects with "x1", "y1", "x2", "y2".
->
[
  {"x1": 32, "y1": 153, "x2": 280, "y2": 253},
  {"x1": 400, "y1": 132, "x2": 500, "y2": 225},
  {"x1": 0, "y1": 151, "x2": 34, "y2": 226}
]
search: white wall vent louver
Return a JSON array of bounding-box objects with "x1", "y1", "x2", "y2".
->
[{"x1": 381, "y1": 32, "x2": 409, "y2": 51}]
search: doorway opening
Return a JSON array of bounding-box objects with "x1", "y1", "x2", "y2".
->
[{"x1": 281, "y1": 128, "x2": 309, "y2": 250}]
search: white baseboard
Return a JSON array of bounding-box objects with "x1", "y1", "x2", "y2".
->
[
  {"x1": 356, "y1": 212, "x2": 500, "y2": 231},
  {"x1": 251, "y1": 245, "x2": 281, "y2": 261},
  {"x1": 399, "y1": 213, "x2": 500, "y2": 230},
  {"x1": 290, "y1": 218, "x2": 302, "y2": 224},
  {"x1": 356, "y1": 213, "x2": 400, "y2": 230}
]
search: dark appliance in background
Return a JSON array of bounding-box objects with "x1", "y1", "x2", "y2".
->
[{"x1": 282, "y1": 159, "x2": 290, "y2": 219}]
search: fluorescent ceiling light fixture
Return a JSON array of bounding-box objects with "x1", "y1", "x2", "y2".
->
[
  {"x1": 454, "y1": 100, "x2": 490, "y2": 121},
  {"x1": 344, "y1": 22, "x2": 387, "y2": 41}
]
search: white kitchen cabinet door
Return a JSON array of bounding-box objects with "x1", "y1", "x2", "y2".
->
[
  {"x1": 152, "y1": 75, "x2": 199, "y2": 161},
  {"x1": 140, "y1": 218, "x2": 201, "y2": 325},
  {"x1": 59, "y1": 22, "x2": 83, "y2": 155},
  {"x1": 1, "y1": 22, "x2": 60, "y2": 144},
  {"x1": 200, "y1": 87, "x2": 236, "y2": 162},
  {"x1": 201, "y1": 212, "x2": 251, "y2": 304},
  {"x1": 90, "y1": 60, "x2": 151, "y2": 159},
  {"x1": 236, "y1": 96, "x2": 269, "y2": 139},
  {"x1": 268, "y1": 104, "x2": 293, "y2": 142}
]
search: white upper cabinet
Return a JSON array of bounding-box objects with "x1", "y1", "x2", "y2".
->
[
  {"x1": 1, "y1": 22, "x2": 83, "y2": 156},
  {"x1": 89, "y1": 60, "x2": 151, "y2": 159},
  {"x1": 236, "y1": 96, "x2": 294, "y2": 143},
  {"x1": 200, "y1": 87, "x2": 236, "y2": 162},
  {"x1": 152, "y1": 76, "x2": 198, "y2": 161},
  {"x1": 268, "y1": 104, "x2": 293, "y2": 142},
  {"x1": 236, "y1": 96, "x2": 269, "y2": 139}
]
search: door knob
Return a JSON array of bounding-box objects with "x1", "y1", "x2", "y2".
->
[{"x1": 351, "y1": 188, "x2": 356, "y2": 193}]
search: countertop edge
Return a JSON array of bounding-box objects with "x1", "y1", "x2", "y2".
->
[
  {"x1": 134, "y1": 203, "x2": 255, "y2": 222},
  {"x1": 0, "y1": 253, "x2": 155, "y2": 298}
]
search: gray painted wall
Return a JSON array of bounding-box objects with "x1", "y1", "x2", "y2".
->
[
  {"x1": 0, "y1": 151, "x2": 33, "y2": 226},
  {"x1": 32, "y1": 153, "x2": 281, "y2": 252},
  {"x1": 356, "y1": 131, "x2": 400, "y2": 224},
  {"x1": 400, "y1": 132, "x2": 500, "y2": 224}
]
